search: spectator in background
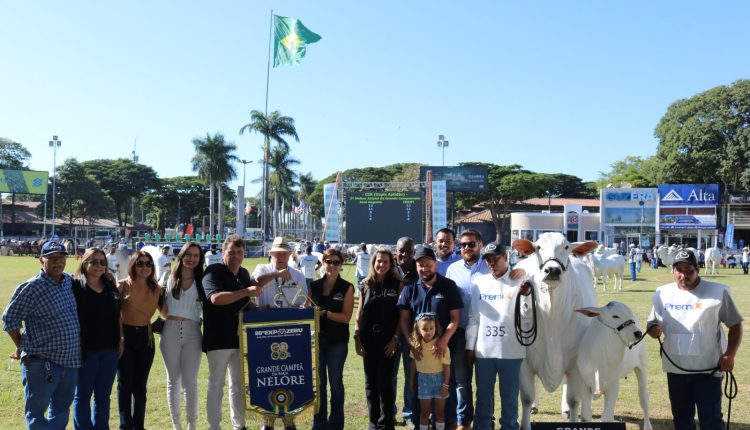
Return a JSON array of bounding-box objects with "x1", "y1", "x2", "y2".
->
[
  {"x1": 310, "y1": 248, "x2": 354, "y2": 430},
  {"x1": 107, "y1": 245, "x2": 119, "y2": 275},
  {"x1": 299, "y1": 245, "x2": 322, "y2": 289},
  {"x1": 353, "y1": 243, "x2": 372, "y2": 287},
  {"x1": 204, "y1": 244, "x2": 223, "y2": 268},
  {"x1": 72, "y1": 247, "x2": 122, "y2": 430},
  {"x1": 628, "y1": 244, "x2": 638, "y2": 281},
  {"x1": 742, "y1": 247, "x2": 749, "y2": 274},
  {"x1": 3, "y1": 241, "x2": 81, "y2": 430}
]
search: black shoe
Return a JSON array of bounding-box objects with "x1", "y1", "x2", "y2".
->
[
  {"x1": 285, "y1": 426, "x2": 297, "y2": 430},
  {"x1": 260, "y1": 427, "x2": 272, "y2": 430}
]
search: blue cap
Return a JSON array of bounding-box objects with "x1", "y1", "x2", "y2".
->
[{"x1": 41, "y1": 241, "x2": 67, "y2": 257}]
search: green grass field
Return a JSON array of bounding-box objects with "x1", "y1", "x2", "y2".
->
[{"x1": 0, "y1": 256, "x2": 748, "y2": 429}]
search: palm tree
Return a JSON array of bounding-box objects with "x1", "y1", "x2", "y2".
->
[
  {"x1": 191, "y1": 133, "x2": 238, "y2": 237},
  {"x1": 297, "y1": 172, "x2": 317, "y2": 239},
  {"x1": 239, "y1": 110, "x2": 299, "y2": 238},
  {"x1": 267, "y1": 145, "x2": 300, "y2": 236}
]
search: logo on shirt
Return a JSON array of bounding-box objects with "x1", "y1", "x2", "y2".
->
[
  {"x1": 664, "y1": 301, "x2": 703, "y2": 311},
  {"x1": 386, "y1": 290, "x2": 399, "y2": 298},
  {"x1": 433, "y1": 293, "x2": 445, "y2": 299},
  {"x1": 333, "y1": 293, "x2": 344, "y2": 301}
]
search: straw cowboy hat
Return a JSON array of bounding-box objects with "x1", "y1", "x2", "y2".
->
[{"x1": 269, "y1": 237, "x2": 292, "y2": 253}]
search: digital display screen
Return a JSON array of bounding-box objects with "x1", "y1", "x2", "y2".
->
[{"x1": 346, "y1": 191, "x2": 422, "y2": 244}]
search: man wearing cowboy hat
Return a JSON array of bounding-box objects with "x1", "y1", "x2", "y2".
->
[
  {"x1": 647, "y1": 250, "x2": 743, "y2": 429},
  {"x1": 252, "y1": 237, "x2": 309, "y2": 310}
]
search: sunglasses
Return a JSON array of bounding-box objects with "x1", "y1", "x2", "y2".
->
[
  {"x1": 459, "y1": 241, "x2": 477, "y2": 249},
  {"x1": 135, "y1": 260, "x2": 154, "y2": 268},
  {"x1": 87, "y1": 259, "x2": 108, "y2": 267},
  {"x1": 324, "y1": 259, "x2": 342, "y2": 266}
]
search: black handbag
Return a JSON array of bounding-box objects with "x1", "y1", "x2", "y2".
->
[{"x1": 151, "y1": 317, "x2": 165, "y2": 334}]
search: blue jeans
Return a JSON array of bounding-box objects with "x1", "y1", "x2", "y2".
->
[
  {"x1": 313, "y1": 338, "x2": 348, "y2": 430},
  {"x1": 452, "y1": 331, "x2": 473, "y2": 425},
  {"x1": 667, "y1": 372, "x2": 725, "y2": 430},
  {"x1": 630, "y1": 262, "x2": 637, "y2": 281},
  {"x1": 74, "y1": 348, "x2": 119, "y2": 430},
  {"x1": 474, "y1": 358, "x2": 522, "y2": 430},
  {"x1": 394, "y1": 337, "x2": 414, "y2": 423},
  {"x1": 21, "y1": 357, "x2": 78, "y2": 430},
  {"x1": 636, "y1": 260, "x2": 642, "y2": 273}
]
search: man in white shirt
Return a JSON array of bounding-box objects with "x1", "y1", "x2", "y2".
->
[
  {"x1": 298, "y1": 245, "x2": 321, "y2": 289},
  {"x1": 252, "y1": 237, "x2": 308, "y2": 310},
  {"x1": 647, "y1": 250, "x2": 743, "y2": 430},
  {"x1": 466, "y1": 241, "x2": 531, "y2": 430},
  {"x1": 204, "y1": 244, "x2": 223, "y2": 268},
  {"x1": 353, "y1": 243, "x2": 371, "y2": 287}
]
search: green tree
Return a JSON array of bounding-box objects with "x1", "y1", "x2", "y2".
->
[
  {"x1": 595, "y1": 156, "x2": 659, "y2": 189},
  {"x1": 49, "y1": 159, "x2": 113, "y2": 230},
  {"x1": 239, "y1": 110, "x2": 299, "y2": 238},
  {"x1": 266, "y1": 145, "x2": 300, "y2": 235},
  {"x1": 191, "y1": 133, "x2": 238, "y2": 236},
  {"x1": 0, "y1": 138, "x2": 31, "y2": 169},
  {"x1": 654, "y1": 79, "x2": 750, "y2": 192},
  {"x1": 80, "y1": 159, "x2": 160, "y2": 227}
]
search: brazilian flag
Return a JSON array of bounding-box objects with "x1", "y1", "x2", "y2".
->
[{"x1": 273, "y1": 15, "x2": 321, "y2": 68}]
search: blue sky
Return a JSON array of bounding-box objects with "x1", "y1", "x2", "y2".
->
[{"x1": 2, "y1": 1, "x2": 749, "y2": 199}]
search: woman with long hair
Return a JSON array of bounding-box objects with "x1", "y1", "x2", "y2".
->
[
  {"x1": 160, "y1": 242, "x2": 204, "y2": 430},
  {"x1": 117, "y1": 250, "x2": 163, "y2": 430},
  {"x1": 72, "y1": 247, "x2": 123, "y2": 430},
  {"x1": 309, "y1": 248, "x2": 354, "y2": 430},
  {"x1": 354, "y1": 248, "x2": 403, "y2": 430}
]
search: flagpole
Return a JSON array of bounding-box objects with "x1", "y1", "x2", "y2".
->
[{"x1": 262, "y1": 9, "x2": 273, "y2": 242}]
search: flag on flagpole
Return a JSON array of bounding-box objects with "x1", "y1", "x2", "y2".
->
[{"x1": 273, "y1": 15, "x2": 321, "y2": 67}]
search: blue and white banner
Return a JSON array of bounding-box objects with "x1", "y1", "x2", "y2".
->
[
  {"x1": 659, "y1": 214, "x2": 717, "y2": 230},
  {"x1": 725, "y1": 224, "x2": 735, "y2": 248},
  {"x1": 432, "y1": 180, "x2": 447, "y2": 232},
  {"x1": 242, "y1": 308, "x2": 318, "y2": 419},
  {"x1": 323, "y1": 183, "x2": 340, "y2": 242},
  {"x1": 658, "y1": 184, "x2": 719, "y2": 207}
]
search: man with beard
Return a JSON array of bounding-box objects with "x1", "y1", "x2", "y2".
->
[
  {"x1": 445, "y1": 229, "x2": 490, "y2": 429},
  {"x1": 398, "y1": 246, "x2": 463, "y2": 429},
  {"x1": 435, "y1": 228, "x2": 461, "y2": 276}
]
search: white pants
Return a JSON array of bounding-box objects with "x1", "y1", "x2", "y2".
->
[
  {"x1": 160, "y1": 319, "x2": 202, "y2": 430},
  {"x1": 207, "y1": 348, "x2": 246, "y2": 430}
]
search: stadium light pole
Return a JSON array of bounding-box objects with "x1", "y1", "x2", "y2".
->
[
  {"x1": 49, "y1": 135, "x2": 61, "y2": 237},
  {"x1": 639, "y1": 200, "x2": 645, "y2": 246},
  {"x1": 437, "y1": 134, "x2": 449, "y2": 166}
]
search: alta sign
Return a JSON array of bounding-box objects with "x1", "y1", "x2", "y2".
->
[{"x1": 658, "y1": 184, "x2": 719, "y2": 207}]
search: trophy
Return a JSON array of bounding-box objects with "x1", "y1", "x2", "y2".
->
[{"x1": 272, "y1": 282, "x2": 307, "y2": 308}]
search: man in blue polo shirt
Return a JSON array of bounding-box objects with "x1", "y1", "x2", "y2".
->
[
  {"x1": 398, "y1": 245, "x2": 463, "y2": 429},
  {"x1": 3, "y1": 241, "x2": 81, "y2": 430},
  {"x1": 445, "y1": 229, "x2": 490, "y2": 430}
]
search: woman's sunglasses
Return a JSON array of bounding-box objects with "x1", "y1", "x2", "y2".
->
[
  {"x1": 87, "y1": 259, "x2": 108, "y2": 267},
  {"x1": 324, "y1": 259, "x2": 342, "y2": 266},
  {"x1": 135, "y1": 260, "x2": 154, "y2": 268}
]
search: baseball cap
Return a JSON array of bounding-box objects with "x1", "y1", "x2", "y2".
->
[
  {"x1": 414, "y1": 246, "x2": 437, "y2": 261},
  {"x1": 482, "y1": 241, "x2": 506, "y2": 259},
  {"x1": 41, "y1": 241, "x2": 68, "y2": 257},
  {"x1": 673, "y1": 250, "x2": 698, "y2": 267}
]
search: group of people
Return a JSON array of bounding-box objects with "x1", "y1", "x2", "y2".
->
[{"x1": 2, "y1": 227, "x2": 744, "y2": 430}]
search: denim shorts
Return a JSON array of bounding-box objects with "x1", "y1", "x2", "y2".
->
[{"x1": 417, "y1": 372, "x2": 448, "y2": 400}]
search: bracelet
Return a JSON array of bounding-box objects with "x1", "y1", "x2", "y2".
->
[
  {"x1": 120, "y1": 337, "x2": 125, "y2": 341},
  {"x1": 323, "y1": 310, "x2": 329, "y2": 319},
  {"x1": 441, "y1": 383, "x2": 450, "y2": 389}
]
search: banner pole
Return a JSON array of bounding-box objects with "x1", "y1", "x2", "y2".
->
[{"x1": 261, "y1": 9, "x2": 274, "y2": 242}]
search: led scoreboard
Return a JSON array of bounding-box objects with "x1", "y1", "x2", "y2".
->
[{"x1": 345, "y1": 191, "x2": 422, "y2": 244}]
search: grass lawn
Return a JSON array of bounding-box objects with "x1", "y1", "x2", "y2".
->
[{"x1": 0, "y1": 255, "x2": 748, "y2": 429}]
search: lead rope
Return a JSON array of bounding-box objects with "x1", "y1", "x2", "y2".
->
[
  {"x1": 630, "y1": 326, "x2": 737, "y2": 429},
  {"x1": 514, "y1": 282, "x2": 537, "y2": 346}
]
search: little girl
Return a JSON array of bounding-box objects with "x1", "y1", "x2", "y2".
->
[{"x1": 409, "y1": 312, "x2": 451, "y2": 430}]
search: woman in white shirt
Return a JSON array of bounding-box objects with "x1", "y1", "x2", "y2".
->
[{"x1": 160, "y1": 242, "x2": 204, "y2": 430}]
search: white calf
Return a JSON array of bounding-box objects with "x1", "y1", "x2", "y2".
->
[{"x1": 575, "y1": 302, "x2": 652, "y2": 430}]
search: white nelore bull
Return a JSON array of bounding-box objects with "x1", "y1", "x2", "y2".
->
[
  {"x1": 588, "y1": 252, "x2": 625, "y2": 292},
  {"x1": 575, "y1": 301, "x2": 652, "y2": 430},
  {"x1": 704, "y1": 247, "x2": 722, "y2": 275},
  {"x1": 114, "y1": 243, "x2": 130, "y2": 282},
  {"x1": 513, "y1": 233, "x2": 599, "y2": 429}
]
